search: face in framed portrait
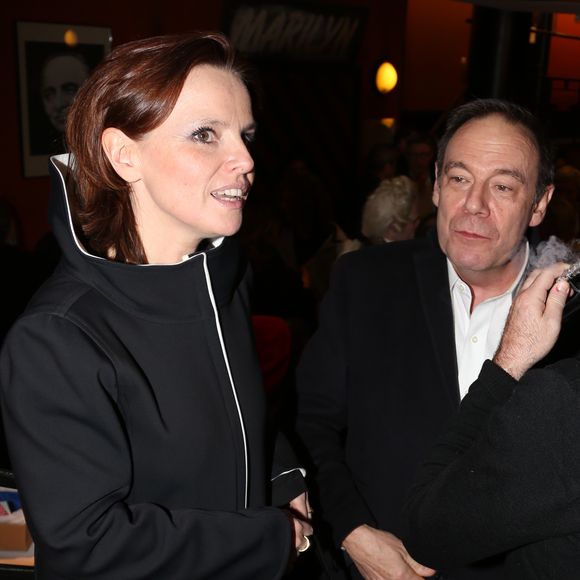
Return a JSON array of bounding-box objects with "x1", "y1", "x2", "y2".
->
[{"x1": 17, "y1": 22, "x2": 112, "y2": 177}]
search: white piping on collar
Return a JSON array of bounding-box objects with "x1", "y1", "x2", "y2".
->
[{"x1": 51, "y1": 154, "x2": 224, "y2": 266}]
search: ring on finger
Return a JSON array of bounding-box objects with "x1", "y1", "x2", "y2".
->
[{"x1": 298, "y1": 534, "x2": 311, "y2": 553}]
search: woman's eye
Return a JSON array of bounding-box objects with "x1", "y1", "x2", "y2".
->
[{"x1": 191, "y1": 127, "x2": 215, "y2": 143}]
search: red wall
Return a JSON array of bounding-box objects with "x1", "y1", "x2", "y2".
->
[
  {"x1": 547, "y1": 13, "x2": 580, "y2": 111},
  {"x1": 403, "y1": 0, "x2": 473, "y2": 113}
]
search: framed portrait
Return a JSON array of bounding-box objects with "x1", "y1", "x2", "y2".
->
[{"x1": 17, "y1": 22, "x2": 112, "y2": 177}]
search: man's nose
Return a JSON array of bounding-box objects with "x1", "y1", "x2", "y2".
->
[{"x1": 463, "y1": 182, "x2": 489, "y2": 215}]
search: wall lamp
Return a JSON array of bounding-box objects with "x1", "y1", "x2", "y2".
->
[{"x1": 375, "y1": 61, "x2": 398, "y2": 94}]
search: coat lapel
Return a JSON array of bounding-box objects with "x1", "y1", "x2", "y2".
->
[{"x1": 414, "y1": 233, "x2": 460, "y2": 406}]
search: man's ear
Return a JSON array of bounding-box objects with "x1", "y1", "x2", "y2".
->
[
  {"x1": 432, "y1": 164, "x2": 440, "y2": 208},
  {"x1": 101, "y1": 128, "x2": 141, "y2": 183},
  {"x1": 528, "y1": 184, "x2": 555, "y2": 228}
]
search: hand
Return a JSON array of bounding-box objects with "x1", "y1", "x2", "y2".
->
[
  {"x1": 282, "y1": 492, "x2": 314, "y2": 557},
  {"x1": 494, "y1": 262, "x2": 570, "y2": 380},
  {"x1": 288, "y1": 491, "x2": 312, "y2": 522},
  {"x1": 342, "y1": 525, "x2": 436, "y2": 579},
  {"x1": 291, "y1": 513, "x2": 313, "y2": 555}
]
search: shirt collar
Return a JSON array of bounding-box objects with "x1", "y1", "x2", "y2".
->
[{"x1": 447, "y1": 240, "x2": 530, "y2": 300}]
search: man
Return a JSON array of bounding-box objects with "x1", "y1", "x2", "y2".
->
[
  {"x1": 405, "y1": 262, "x2": 580, "y2": 579},
  {"x1": 31, "y1": 51, "x2": 90, "y2": 155},
  {"x1": 41, "y1": 52, "x2": 89, "y2": 134},
  {"x1": 295, "y1": 98, "x2": 559, "y2": 579}
]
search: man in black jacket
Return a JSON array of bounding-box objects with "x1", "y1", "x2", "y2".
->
[{"x1": 295, "y1": 98, "x2": 560, "y2": 579}]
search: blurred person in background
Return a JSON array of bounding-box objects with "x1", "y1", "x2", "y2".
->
[{"x1": 360, "y1": 175, "x2": 419, "y2": 245}]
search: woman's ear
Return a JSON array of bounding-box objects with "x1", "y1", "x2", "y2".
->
[{"x1": 101, "y1": 128, "x2": 142, "y2": 183}]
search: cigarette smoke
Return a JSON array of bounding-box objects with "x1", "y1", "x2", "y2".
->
[{"x1": 528, "y1": 235, "x2": 578, "y2": 269}]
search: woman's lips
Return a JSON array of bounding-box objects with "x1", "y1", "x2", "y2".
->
[{"x1": 210, "y1": 188, "x2": 248, "y2": 208}]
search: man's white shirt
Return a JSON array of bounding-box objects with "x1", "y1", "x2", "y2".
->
[{"x1": 448, "y1": 242, "x2": 529, "y2": 399}]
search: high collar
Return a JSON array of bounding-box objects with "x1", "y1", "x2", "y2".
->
[{"x1": 48, "y1": 154, "x2": 245, "y2": 321}]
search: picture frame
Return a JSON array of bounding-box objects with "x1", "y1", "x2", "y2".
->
[{"x1": 17, "y1": 21, "x2": 112, "y2": 177}]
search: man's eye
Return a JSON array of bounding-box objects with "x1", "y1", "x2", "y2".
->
[
  {"x1": 495, "y1": 184, "x2": 512, "y2": 192},
  {"x1": 243, "y1": 131, "x2": 256, "y2": 145}
]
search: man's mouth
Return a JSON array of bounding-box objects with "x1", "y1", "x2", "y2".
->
[{"x1": 455, "y1": 229, "x2": 489, "y2": 240}]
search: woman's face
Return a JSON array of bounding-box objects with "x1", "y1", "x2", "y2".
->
[{"x1": 127, "y1": 64, "x2": 255, "y2": 263}]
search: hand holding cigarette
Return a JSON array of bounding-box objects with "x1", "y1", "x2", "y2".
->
[{"x1": 493, "y1": 262, "x2": 571, "y2": 380}]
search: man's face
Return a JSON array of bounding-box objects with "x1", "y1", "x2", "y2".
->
[
  {"x1": 41, "y1": 55, "x2": 88, "y2": 133},
  {"x1": 434, "y1": 114, "x2": 552, "y2": 281}
]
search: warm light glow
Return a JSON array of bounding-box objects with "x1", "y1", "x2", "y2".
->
[
  {"x1": 380, "y1": 117, "x2": 396, "y2": 129},
  {"x1": 64, "y1": 29, "x2": 79, "y2": 47},
  {"x1": 375, "y1": 62, "x2": 398, "y2": 94}
]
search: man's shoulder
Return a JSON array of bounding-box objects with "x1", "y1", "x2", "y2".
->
[{"x1": 337, "y1": 235, "x2": 440, "y2": 272}]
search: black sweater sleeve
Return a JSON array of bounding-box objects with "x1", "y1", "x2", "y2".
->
[{"x1": 404, "y1": 358, "x2": 580, "y2": 569}]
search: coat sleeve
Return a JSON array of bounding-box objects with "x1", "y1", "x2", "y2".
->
[
  {"x1": 270, "y1": 431, "x2": 307, "y2": 506},
  {"x1": 404, "y1": 358, "x2": 580, "y2": 569},
  {"x1": 295, "y1": 256, "x2": 376, "y2": 546},
  {"x1": 0, "y1": 314, "x2": 292, "y2": 580}
]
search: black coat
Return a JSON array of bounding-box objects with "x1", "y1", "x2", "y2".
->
[
  {"x1": 0, "y1": 155, "x2": 304, "y2": 579},
  {"x1": 295, "y1": 234, "x2": 464, "y2": 569},
  {"x1": 295, "y1": 231, "x2": 580, "y2": 579}
]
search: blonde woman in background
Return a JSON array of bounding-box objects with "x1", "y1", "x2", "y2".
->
[{"x1": 361, "y1": 175, "x2": 420, "y2": 244}]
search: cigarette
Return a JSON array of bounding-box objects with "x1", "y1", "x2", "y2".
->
[{"x1": 559, "y1": 260, "x2": 580, "y2": 292}]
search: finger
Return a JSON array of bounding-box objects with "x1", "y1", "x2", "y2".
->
[
  {"x1": 288, "y1": 493, "x2": 309, "y2": 520},
  {"x1": 521, "y1": 262, "x2": 569, "y2": 295},
  {"x1": 404, "y1": 553, "x2": 437, "y2": 577},
  {"x1": 399, "y1": 543, "x2": 437, "y2": 576},
  {"x1": 526, "y1": 263, "x2": 569, "y2": 301},
  {"x1": 520, "y1": 267, "x2": 543, "y2": 292},
  {"x1": 300, "y1": 521, "x2": 314, "y2": 537},
  {"x1": 297, "y1": 534, "x2": 311, "y2": 554},
  {"x1": 545, "y1": 278, "x2": 569, "y2": 313}
]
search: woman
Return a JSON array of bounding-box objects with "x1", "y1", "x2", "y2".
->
[
  {"x1": 0, "y1": 32, "x2": 311, "y2": 579},
  {"x1": 360, "y1": 175, "x2": 419, "y2": 244}
]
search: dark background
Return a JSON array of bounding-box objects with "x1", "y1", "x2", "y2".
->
[{"x1": 2, "y1": 0, "x2": 579, "y2": 250}]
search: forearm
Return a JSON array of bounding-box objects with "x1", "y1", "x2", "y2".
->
[
  {"x1": 270, "y1": 431, "x2": 307, "y2": 506},
  {"x1": 407, "y1": 361, "x2": 516, "y2": 500},
  {"x1": 405, "y1": 360, "x2": 580, "y2": 568}
]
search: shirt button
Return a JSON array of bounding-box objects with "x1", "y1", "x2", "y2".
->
[{"x1": 471, "y1": 335, "x2": 478, "y2": 343}]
